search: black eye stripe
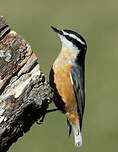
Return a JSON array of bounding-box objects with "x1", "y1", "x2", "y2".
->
[
  {"x1": 64, "y1": 35, "x2": 86, "y2": 51},
  {"x1": 64, "y1": 29, "x2": 86, "y2": 44}
]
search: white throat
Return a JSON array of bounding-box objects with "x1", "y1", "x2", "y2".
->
[{"x1": 59, "y1": 35, "x2": 80, "y2": 54}]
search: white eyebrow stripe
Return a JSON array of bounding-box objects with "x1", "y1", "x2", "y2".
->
[{"x1": 63, "y1": 31, "x2": 85, "y2": 45}]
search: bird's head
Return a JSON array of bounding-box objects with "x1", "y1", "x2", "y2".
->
[{"x1": 51, "y1": 26, "x2": 87, "y2": 56}]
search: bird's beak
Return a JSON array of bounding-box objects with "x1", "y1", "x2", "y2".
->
[{"x1": 51, "y1": 26, "x2": 63, "y2": 35}]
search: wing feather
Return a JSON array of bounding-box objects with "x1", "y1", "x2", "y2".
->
[{"x1": 70, "y1": 64, "x2": 85, "y2": 130}]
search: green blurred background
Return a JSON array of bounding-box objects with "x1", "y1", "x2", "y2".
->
[{"x1": 1, "y1": 0, "x2": 118, "y2": 151}]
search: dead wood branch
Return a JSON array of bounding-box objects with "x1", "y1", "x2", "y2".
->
[{"x1": 0, "y1": 16, "x2": 54, "y2": 152}]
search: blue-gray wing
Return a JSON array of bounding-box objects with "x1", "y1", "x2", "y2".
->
[{"x1": 71, "y1": 64, "x2": 85, "y2": 130}]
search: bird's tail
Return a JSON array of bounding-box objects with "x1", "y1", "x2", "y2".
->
[
  {"x1": 72, "y1": 123, "x2": 82, "y2": 147},
  {"x1": 66, "y1": 113, "x2": 82, "y2": 147}
]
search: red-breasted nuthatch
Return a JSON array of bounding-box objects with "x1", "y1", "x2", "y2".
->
[{"x1": 49, "y1": 26, "x2": 87, "y2": 147}]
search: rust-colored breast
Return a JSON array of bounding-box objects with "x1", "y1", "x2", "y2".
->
[{"x1": 53, "y1": 64, "x2": 77, "y2": 113}]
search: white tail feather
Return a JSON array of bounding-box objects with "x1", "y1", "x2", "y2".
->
[
  {"x1": 72, "y1": 123, "x2": 82, "y2": 147},
  {"x1": 74, "y1": 132, "x2": 82, "y2": 147}
]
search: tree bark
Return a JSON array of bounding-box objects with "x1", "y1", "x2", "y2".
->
[{"x1": 0, "y1": 16, "x2": 54, "y2": 152}]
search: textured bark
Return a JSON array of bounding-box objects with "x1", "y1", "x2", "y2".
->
[{"x1": 0, "y1": 16, "x2": 54, "y2": 152}]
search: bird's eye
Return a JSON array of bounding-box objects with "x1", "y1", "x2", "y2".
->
[{"x1": 65, "y1": 35, "x2": 73, "y2": 41}]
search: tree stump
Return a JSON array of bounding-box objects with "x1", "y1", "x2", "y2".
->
[{"x1": 0, "y1": 16, "x2": 54, "y2": 152}]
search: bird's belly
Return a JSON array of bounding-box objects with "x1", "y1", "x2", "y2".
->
[{"x1": 53, "y1": 64, "x2": 77, "y2": 113}]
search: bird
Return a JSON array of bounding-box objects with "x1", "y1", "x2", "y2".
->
[{"x1": 49, "y1": 26, "x2": 87, "y2": 147}]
